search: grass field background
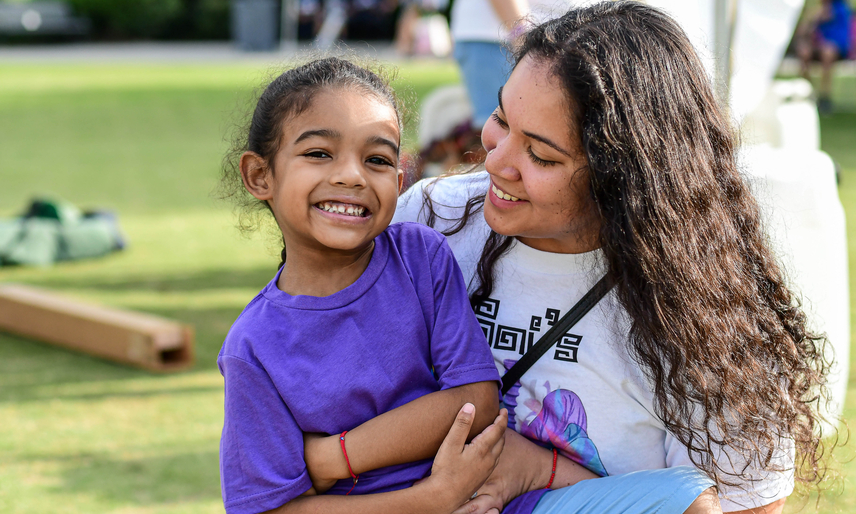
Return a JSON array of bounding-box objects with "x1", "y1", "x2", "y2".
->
[{"x1": 0, "y1": 60, "x2": 854, "y2": 513}]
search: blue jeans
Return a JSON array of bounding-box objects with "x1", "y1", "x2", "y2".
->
[
  {"x1": 453, "y1": 40, "x2": 513, "y2": 127},
  {"x1": 532, "y1": 466, "x2": 715, "y2": 514}
]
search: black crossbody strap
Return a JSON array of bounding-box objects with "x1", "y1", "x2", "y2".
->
[{"x1": 501, "y1": 275, "x2": 612, "y2": 396}]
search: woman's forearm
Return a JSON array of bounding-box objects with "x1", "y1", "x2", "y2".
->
[
  {"x1": 503, "y1": 430, "x2": 598, "y2": 493},
  {"x1": 305, "y1": 381, "x2": 499, "y2": 483}
]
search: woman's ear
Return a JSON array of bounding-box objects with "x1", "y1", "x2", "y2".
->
[{"x1": 240, "y1": 151, "x2": 273, "y2": 200}]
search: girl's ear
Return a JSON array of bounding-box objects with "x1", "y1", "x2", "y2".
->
[
  {"x1": 397, "y1": 169, "x2": 404, "y2": 193},
  {"x1": 240, "y1": 151, "x2": 273, "y2": 200}
]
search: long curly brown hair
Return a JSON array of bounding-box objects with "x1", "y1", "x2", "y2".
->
[{"x1": 429, "y1": 1, "x2": 835, "y2": 490}]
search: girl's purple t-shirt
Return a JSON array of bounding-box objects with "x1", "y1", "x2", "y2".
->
[{"x1": 218, "y1": 222, "x2": 500, "y2": 514}]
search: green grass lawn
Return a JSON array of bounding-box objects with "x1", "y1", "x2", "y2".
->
[{"x1": 0, "y1": 60, "x2": 853, "y2": 513}]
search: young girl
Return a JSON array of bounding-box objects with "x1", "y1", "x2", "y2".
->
[{"x1": 217, "y1": 57, "x2": 509, "y2": 514}]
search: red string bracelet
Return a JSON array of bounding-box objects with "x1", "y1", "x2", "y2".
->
[
  {"x1": 339, "y1": 431, "x2": 359, "y2": 495},
  {"x1": 545, "y1": 448, "x2": 558, "y2": 489}
]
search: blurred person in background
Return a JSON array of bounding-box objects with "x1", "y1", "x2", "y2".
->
[
  {"x1": 299, "y1": 0, "x2": 326, "y2": 40},
  {"x1": 796, "y1": 0, "x2": 853, "y2": 113},
  {"x1": 345, "y1": 0, "x2": 402, "y2": 40},
  {"x1": 450, "y1": 0, "x2": 576, "y2": 138}
]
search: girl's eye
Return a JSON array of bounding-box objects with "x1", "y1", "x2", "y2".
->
[
  {"x1": 527, "y1": 147, "x2": 557, "y2": 167},
  {"x1": 304, "y1": 150, "x2": 331, "y2": 159},
  {"x1": 367, "y1": 156, "x2": 395, "y2": 167},
  {"x1": 491, "y1": 112, "x2": 508, "y2": 129}
]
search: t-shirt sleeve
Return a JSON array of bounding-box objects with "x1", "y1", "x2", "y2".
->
[
  {"x1": 393, "y1": 179, "x2": 432, "y2": 225},
  {"x1": 425, "y1": 236, "x2": 500, "y2": 389},
  {"x1": 663, "y1": 428, "x2": 794, "y2": 511},
  {"x1": 219, "y1": 354, "x2": 312, "y2": 514}
]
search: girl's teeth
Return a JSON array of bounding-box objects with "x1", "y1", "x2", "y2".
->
[{"x1": 319, "y1": 202, "x2": 366, "y2": 217}]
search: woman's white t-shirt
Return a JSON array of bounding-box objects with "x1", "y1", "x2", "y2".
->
[{"x1": 392, "y1": 171, "x2": 794, "y2": 511}]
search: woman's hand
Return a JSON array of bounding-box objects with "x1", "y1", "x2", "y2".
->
[
  {"x1": 425, "y1": 403, "x2": 508, "y2": 510},
  {"x1": 451, "y1": 430, "x2": 537, "y2": 514},
  {"x1": 452, "y1": 430, "x2": 600, "y2": 514},
  {"x1": 303, "y1": 432, "x2": 346, "y2": 494}
]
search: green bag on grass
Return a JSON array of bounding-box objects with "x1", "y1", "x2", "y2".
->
[{"x1": 0, "y1": 199, "x2": 125, "y2": 267}]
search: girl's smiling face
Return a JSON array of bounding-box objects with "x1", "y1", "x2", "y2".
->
[
  {"x1": 243, "y1": 88, "x2": 402, "y2": 258},
  {"x1": 481, "y1": 56, "x2": 600, "y2": 254}
]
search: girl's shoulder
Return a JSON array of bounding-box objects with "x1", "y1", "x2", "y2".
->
[
  {"x1": 384, "y1": 222, "x2": 450, "y2": 264},
  {"x1": 218, "y1": 273, "x2": 284, "y2": 361},
  {"x1": 386, "y1": 219, "x2": 444, "y2": 240}
]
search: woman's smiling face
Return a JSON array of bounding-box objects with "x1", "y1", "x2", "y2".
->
[{"x1": 480, "y1": 56, "x2": 600, "y2": 254}]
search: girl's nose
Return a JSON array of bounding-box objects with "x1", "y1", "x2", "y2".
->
[{"x1": 331, "y1": 158, "x2": 367, "y2": 187}]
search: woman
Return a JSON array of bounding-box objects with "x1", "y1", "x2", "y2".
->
[{"x1": 394, "y1": 2, "x2": 832, "y2": 513}]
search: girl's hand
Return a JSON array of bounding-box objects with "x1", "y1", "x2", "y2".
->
[
  {"x1": 303, "y1": 432, "x2": 346, "y2": 494},
  {"x1": 425, "y1": 403, "x2": 507, "y2": 510}
]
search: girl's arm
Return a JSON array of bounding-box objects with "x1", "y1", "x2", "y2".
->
[
  {"x1": 266, "y1": 404, "x2": 507, "y2": 514},
  {"x1": 304, "y1": 380, "x2": 499, "y2": 492}
]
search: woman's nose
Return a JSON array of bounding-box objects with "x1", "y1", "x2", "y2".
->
[{"x1": 484, "y1": 135, "x2": 520, "y2": 181}]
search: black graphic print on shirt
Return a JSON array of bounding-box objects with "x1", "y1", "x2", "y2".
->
[{"x1": 475, "y1": 298, "x2": 583, "y2": 362}]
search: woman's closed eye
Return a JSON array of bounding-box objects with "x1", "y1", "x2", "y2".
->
[
  {"x1": 491, "y1": 109, "x2": 556, "y2": 166},
  {"x1": 527, "y1": 147, "x2": 557, "y2": 167}
]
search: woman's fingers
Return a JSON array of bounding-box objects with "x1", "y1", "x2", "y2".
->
[{"x1": 451, "y1": 493, "x2": 504, "y2": 514}]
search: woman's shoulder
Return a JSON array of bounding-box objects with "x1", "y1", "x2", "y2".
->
[{"x1": 394, "y1": 169, "x2": 490, "y2": 226}]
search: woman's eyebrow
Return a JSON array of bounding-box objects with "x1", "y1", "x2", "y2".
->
[
  {"x1": 523, "y1": 131, "x2": 572, "y2": 157},
  {"x1": 498, "y1": 85, "x2": 572, "y2": 157}
]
